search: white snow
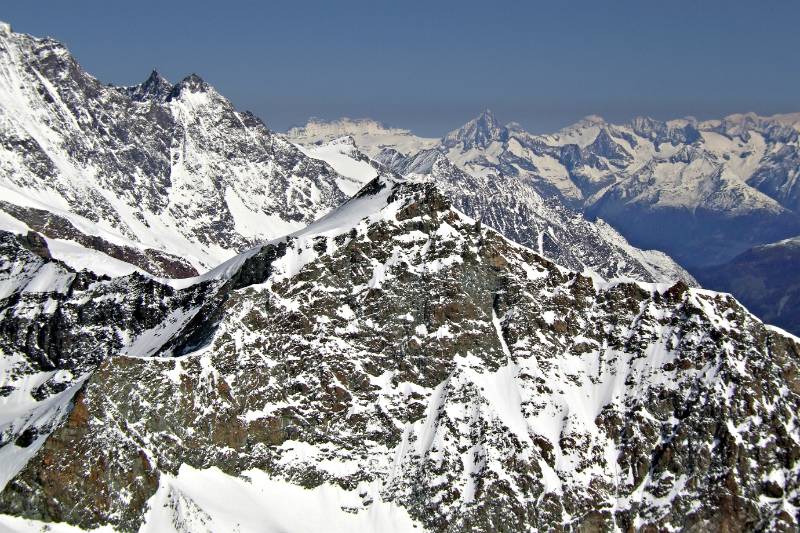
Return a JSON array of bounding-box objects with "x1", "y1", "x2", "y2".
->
[
  {"x1": 139, "y1": 465, "x2": 422, "y2": 533},
  {"x1": 295, "y1": 137, "x2": 377, "y2": 186},
  {"x1": 287, "y1": 117, "x2": 438, "y2": 158}
]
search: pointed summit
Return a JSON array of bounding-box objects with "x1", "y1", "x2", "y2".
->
[
  {"x1": 143, "y1": 69, "x2": 169, "y2": 86},
  {"x1": 123, "y1": 70, "x2": 173, "y2": 102},
  {"x1": 442, "y1": 109, "x2": 507, "y2": 150},
  {"x1": 166, "y1": 73, "x2": 214, "y2": 101},
  {"x1": 476, "y1": 108, "x2": 498, "y2": 127},
  {"x1": 177, "y1": 73, "x2": 210, "y2": 91}
]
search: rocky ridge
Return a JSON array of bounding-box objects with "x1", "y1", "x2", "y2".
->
[{"x1": 0, "y1": 176, "x2": 797, "y2": 532}]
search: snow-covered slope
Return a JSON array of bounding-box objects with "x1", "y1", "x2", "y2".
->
[
  {"x1": 0, "y1": 23, "x2": 369, "y2": 275},
  {"x1": 293, "y1": 136, "x2": 378, "y2": 196},
  {"x1": 0, "y1": 176, "x2": 798, "y2": 532}
]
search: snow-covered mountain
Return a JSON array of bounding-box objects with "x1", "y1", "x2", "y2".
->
[
  {"x1": 0, "y1": 23, "x2": 372, "y2": 276},
  {"x1": 287, "y1": 116, "x2": 438, "y2": 158},
  {"x1": 430, "y1": 109, "x2": 800, "y2": 268},
  {"x1": 1, "y1": 175, "x2": 798, "y2": 531},
  {"x1": 1, "y1": 21, "x2": 800, "y2": 533}
]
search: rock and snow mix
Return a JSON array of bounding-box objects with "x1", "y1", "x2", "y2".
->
[
  {"x1": 0, "y1": 27, "x2": 378, "y2": 276},
  {"x1": 0, "y1": 176, "x2": 797, "y2": 532},
  {"x1": 0, "y1": 21, "x2": 799, "y2": 533}
]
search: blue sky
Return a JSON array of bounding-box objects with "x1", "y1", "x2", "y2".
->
[{"x1": 4, "y1": 0, "x2": 799, "y2": 135}]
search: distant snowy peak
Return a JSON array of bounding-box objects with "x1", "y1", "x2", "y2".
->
[
  {"x1": 628, "y1": 116, "x2": 701, "y2": 146},
  {"x1": 562, "y1": 114, "x2": 607, "y2": 131},
  {"x1": 701, "y1": 111, "x2": 800, "y2": 129},
  {"x1": 288, "y1": 117, "x2": 404, "y2": 138},
  {"x1": 286, "y1": 117, "x2": 438, "y2": 157},
  {"x1": 441, "y1": 109, "x2": 507, "y2": 150}
]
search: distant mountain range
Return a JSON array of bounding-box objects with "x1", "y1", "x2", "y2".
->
[{"x1": 289, "y1": 109, "x2": 800, "y2": 268}]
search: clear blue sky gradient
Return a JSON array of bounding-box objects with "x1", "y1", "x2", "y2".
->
[{"x1": 4, "y1": 0, "x2": 799, "y2": 136}]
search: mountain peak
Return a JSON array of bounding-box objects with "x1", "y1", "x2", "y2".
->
[
  {"x1": 0, "y1": 21, "x2": 11, "y2": 36},
  {"x1": 165, "y1": 73, "x2": 214, "y2": 101},
  {"x1": 177, "y1": 73, "x2": 209, "y2": 91},
  {"x1": 477, "y1": 107, "x2": 497, "y2": 125},
  {"x1": 442, "y1": 109, "x2": 507, "y2": 150},
  {"x1": 287, "y1": 117, "x2": 404, "y2": 138},
  {"x1": 144, "y1": 69, "x2": 169, "y2": 85},
  {"x1": 124, "y1": 69, "x2": 173, "y2": 102}
]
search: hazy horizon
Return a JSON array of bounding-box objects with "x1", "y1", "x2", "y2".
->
[{"x1": 4, "y1": 0, "x2": 799, "y2": 136}]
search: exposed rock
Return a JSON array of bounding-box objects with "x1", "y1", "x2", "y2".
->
[{"x1": 0, "y1": 178, "x2": 798, "y2": 532}]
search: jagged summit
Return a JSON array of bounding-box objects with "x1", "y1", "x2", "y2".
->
[
  {"x1": 123, "y1": 69, "x2": 173, "y2": 102},
  {"x1": 168, "y1": 72, "x2": 212, "y2": 98},
  {"x1": 122, "y1": 71, "x2": 215, "y2": 102},
  {"x1": 442, "y1": 108, "x2": 507, "y2": 149}
]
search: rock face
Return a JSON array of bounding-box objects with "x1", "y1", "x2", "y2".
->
[
  {"x1": 0, "y1": 25, "x2": 368, "y2": 274},
  {"x1": 0, "y1": 176, "x2": 798, "y2": 532},
  {"x1": 0, "y1": 228, "x2": 216, "y2": 495}
]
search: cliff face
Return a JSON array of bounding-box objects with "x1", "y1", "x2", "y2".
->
[{"x1": 1, "y1": 177, "x2": 798, "y2": 532}]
